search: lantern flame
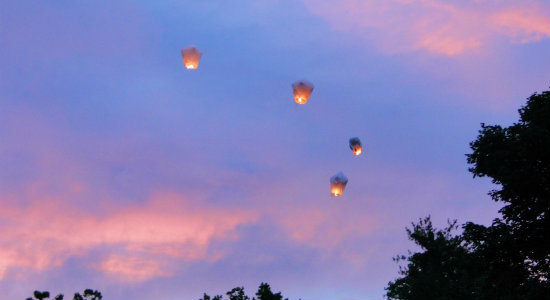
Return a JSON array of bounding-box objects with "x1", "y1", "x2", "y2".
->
[{"x1": 349, "y1": 137, "x2": 363, "y2": 156}]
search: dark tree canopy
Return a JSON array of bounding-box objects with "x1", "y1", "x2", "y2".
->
[
  {"x1": 28, "y1": 291, "x2": 51, "y2": 300},
  {"x1": 199, "y1": 283, "x2": 287, "y2": 300},
  {"x1": 467, "y1": 90, "x2": 550, "y2": 275},
  {"x1": 227, "y1": 287, "x2": 249, "y2": 300},
  {"x1": 461, "y1": 220, "x2": 547, "y2": 299},
  {"x1": 200, "y1": 293, "x2": 223, "y2": 300},
  {"x1": 255, "y1": 282, "x2": 284, "y2": 300},
  {"x1": 26, "y1": 289, "x2": 102, "y2": 300},
  {"x1": 386, "y1": 90, "x2": 550, "y2": 300},
  {"x1": 386, "y1": 217, "x2": 548, "y2": 300},
  {"x1": 385, "y1": 217, "x2": 483, "y2": 300}
]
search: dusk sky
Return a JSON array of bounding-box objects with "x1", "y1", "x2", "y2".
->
[{"x1": 1, "y1": 1, "x2": 549, "y2": 299}]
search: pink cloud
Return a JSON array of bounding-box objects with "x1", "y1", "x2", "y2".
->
[
  {"x1": 0, "y1": 192, "x2": 257, "y2": 281},
  {"x1": 274, "y1": 203, "x2": 380, "y2": 253},
  {"x1": 269, "y1": 203, "x2": 380, "y2": 268},
  {"x1": 302, "y1": 0, "x2": 550, "y2": 55},
  {"x1": 98, "y1": 255, "x2": 171, "y2": 283},
  {"x1": 490, "y1": 7, "x2": 550, "y2": 42}
]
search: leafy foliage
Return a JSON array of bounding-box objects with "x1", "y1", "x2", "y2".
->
[
  {"x1": 227, "y1": 287, "x2": 249, "y2": 300},
  {"x1": 386, "y1": 90, "x2": 550, "y2": 300},
  {"x1": 386, "y1": 217, "x2": 548, "y2": 300},
  {"x1": 26, "y1": 291, "x2": 52, "y2": 300},
  {"x1": 255, "y1": 282, "x2": 284, "y2": 300},
  {"x1": 26, "y1": 289, "x2": 102, "y2": 300},
  {"x1": 386, "y1": 217, "x2": 483, "y2": 300},
  {"x1": 199, "y1": 283, "x2": 288, "y2": 300},
  {"x1": 467, "y1": 90, "x2": 550, "y2": 275}
]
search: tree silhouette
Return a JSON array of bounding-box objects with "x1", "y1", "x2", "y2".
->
[
  {"x1": 256, "y1": 282, "x2": 286, "y2": 300},
  {"x1": 467, "y1": 90, "x2": 550, "y2": 277},
  {"x1": 74, "y1": 289, "x2": 102, "y2": 300},
  {"x1": 26, "y1": 289, "x2": 101, "y2": 300},
  {"x1": 385, "y1": 217, "x2": 485, "y2": 300},
  {"x1": 199, "y1": 293, "x2": 223, "y2": 300},
  {"x1": 226, "y1": 287, "x2": 249, "y2": 300},
  {"x1": 199, "y1": 283, "x2": 288, "y2": 300},
  {"x1": 26, "y1": 291, "x2": 52, "y2": 300},
  {"x1": 386, "y1": 90, "x2": 550, "y2": 300}
]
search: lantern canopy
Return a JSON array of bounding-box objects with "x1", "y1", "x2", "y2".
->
[
  {"x1": 181, "y1": 46, "x2": 202, "y2": 70},
  {"x1": 292, "y1": 81, "x2": 314, "y2": 104},
  {"x1": 330, "y1": 172, "x2": 348, "y2": 197},
  {"x1": 349, "y1": 137, "x2": 362, "y2": 156}
]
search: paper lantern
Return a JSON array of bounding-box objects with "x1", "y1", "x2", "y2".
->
[
  {"x1": 292, "y1": 81, "x2": 314, "y2": 104},
  {"x1": 349, "y1": 137, "x2": 362, "y2": 156},
  {"x1": 330, "y1": 172, "x2": 348, "y2": 197},
  {"x1": 181, "y1": 46, "x2": 202, "y2": 70}
]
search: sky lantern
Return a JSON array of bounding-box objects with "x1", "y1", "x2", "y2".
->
[
  {"x1": 292, "y1": 81, "x2": 314, "y2": 104},
  {"x1": 349, "y1": 137, "x2": 362, "y2": 156},
  {"x1": 181, "y1": 46, "x2": 202, "y2": 70},
  {"x1": 330, "y1": 172, "x2": 348, "y2": 197}
]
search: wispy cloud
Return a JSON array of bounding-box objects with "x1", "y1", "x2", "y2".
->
[
  {"x1": 303, "y1": 0, "x2": 550, "y2": 55},
  {"x1": 97, "y1": 255, "x2": 171, "y2": 283},
  {"x1": 275, "y1": 204, "x2": 379, "y2": 250},
  {"x1": 0, "y1": 192, "x2": 257, "y2": 281}
]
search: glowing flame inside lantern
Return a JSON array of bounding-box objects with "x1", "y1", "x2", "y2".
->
[
  {"x1": 181, "y1": 46, "x2": 202, "y2": 70},
  {"x1": 331, "y1": 186, "x2": 343, "y2": 197},
  {"x1": 330, "y1": 172, "x2": 348, "y2": 197},
  {"x1": 349, "y1": 137, "x2": 363, "y2": 156},
  {"x1": 292, "y1": 81, "x2": 314, "y2": 105}
]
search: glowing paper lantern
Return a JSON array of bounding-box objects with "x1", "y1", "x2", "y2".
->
[
  {"x1": 349, "y1": 137, "x2": 362, "y2": 156},
  {"x1": 330, "y1": 172, "x2": 348, "y2": 197},
  {"x1": 181, "y1": 46, "x2": 202, "y2": 70},
  {"x1": 292, "y1": 81, "x2": 314, "y2": 104}
]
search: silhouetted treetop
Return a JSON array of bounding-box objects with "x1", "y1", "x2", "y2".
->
[
  {"x1": 467, "y1": 90, "x2": 549, "y2": 275},
  {"x1": 199, "y1": 283, "x2": 288, "y2": 300},
  {"x1": 26, "y1": 289, "x2": 102, "y2": 300},
  {"x1": 387, "y1": 89, "x2": 550, "y2": 300},
  {"x1": 256, "y1": 282, "x2": 285, "y2": 300}
]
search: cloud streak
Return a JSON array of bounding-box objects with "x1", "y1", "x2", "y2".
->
[
  {"x1": 303, "y1": 0, "x2": 550, "y2": 55},
  {"x1": 0, "y1": 192, "x2": 257, "y2": 281}
]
